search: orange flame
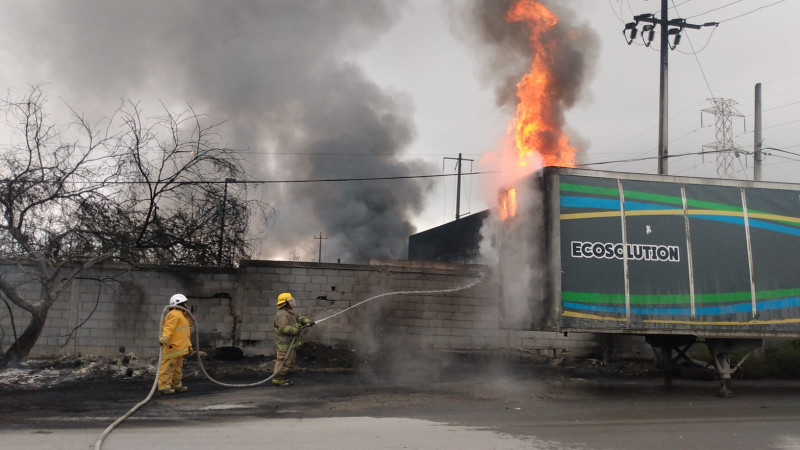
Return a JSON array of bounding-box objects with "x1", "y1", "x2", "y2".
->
[
  {"x1": 499, "y1": 187, "x2": 517, "y2": 221},
  {"x1": 506, "y1": 0, "x2": 576, "y2": 168}
]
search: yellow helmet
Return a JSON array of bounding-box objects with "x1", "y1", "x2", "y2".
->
[{"x1": 276, "y1": 292, "x2": 294, "y2": 308}]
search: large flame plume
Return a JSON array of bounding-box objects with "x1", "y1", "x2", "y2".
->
[{"x1": 507, "y1": 0, "x2": 577, "y2": 169}]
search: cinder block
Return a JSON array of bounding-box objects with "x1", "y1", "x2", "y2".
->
[
  {"x1": 277, "y1": 274, "x2": 295, "y2": 283},
  {"x1": 451, "y1": 312, "x2": 471, "y2": 321},
  {"x1": 46, "y1": 318, "x2": 68, "y2": 328},
  {"x1": 454, "y1": 320, "x2": 473, "y2": 329},
  {"x1": 249, "y1": 331, "x2": 269, "y2": 340},
  {"x1": 294, "y1": 275, "x2": 311, "y2": 284},
  {"x1": 310, "y1": 275, "x2": 327, "y2": 284}
]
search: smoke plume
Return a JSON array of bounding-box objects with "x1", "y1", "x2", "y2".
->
[
  {"x1": 0, "y1": 0, "x2": 433, "y2": 263},
  {"x1": 454, "y1": 0, "x2": 600, "y2": 326}
]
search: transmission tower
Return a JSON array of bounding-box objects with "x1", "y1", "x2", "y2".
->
[{"x1": 701, "y1": 98, "x2": 745, "y2": 179}]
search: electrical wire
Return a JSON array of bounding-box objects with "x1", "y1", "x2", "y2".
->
[
  {"x1": 741, "y1": 100, "x2": 800, "y2": 116},
  {"x1": 686, "y1": 0, "x2": 747, "y2": 19},
  {"x1": 577, "y1": 148, "x2": 753, "y2": 168},
  {"x1": 671, "y1": 0, "x2": 716, "y2": 97},
  {"x1": 719, "y1": 0, "x2": 788, "y2": 22},
  {"x1": 604, "y1": 123, "x2": 711, "y2": 171},
  {"x1": 763, "y1": 119, "x2": 800, "y2": 131},
  {"x1": 235, "y1": 151, "x2": 484, "y2": 158},
  {"x1": 675, "y1": 24, "x2": 719, "y2": 55},
  {"x1": 735, "y1": 155, "x2": 751, "y2": 180},
  {"x1": 765, "y1": 152, "x2": 800, "y2": 163},
  {"x1": 764, "y1": 147, "x2": 800, "y2": 159},
  {"x1": 0, "y1": 171, "x2": 499, "y2": 186},
  {"x1": 722, "y1": 70, "x2": 800, "y2": 97},
  {"x1": 609, "y1": 0, "x2": 626, "y2": 23},
  {"x1": 672, "y1": 159, "x2": 715, "y2": 175},
  {"x1": 652, "y1": 0, "x2": 694, "y2": 14}
]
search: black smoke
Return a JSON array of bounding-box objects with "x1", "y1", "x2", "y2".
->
[{"x1": 0, "y1": 0, "x2": 433, "y2": 263}]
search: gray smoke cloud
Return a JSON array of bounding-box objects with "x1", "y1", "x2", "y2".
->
[{"x1": 0, "y1": 0, "x2": 433, "y2": 263}]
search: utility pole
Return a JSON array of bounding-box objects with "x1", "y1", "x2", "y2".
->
[
  {"x1": 217, "y1": 177, "x2": 236, "y2": 266},
  {"x1": 624, "y1": 1, "x2": 718, "y2": 175},
  {"x1": 314, "y1": 232, "x2": 327, "y2": 263},
  {"x1": 754, "y1": 83, "x2": 763, "y2": 181},
  {"x1": 443, "y1": 153, "x2": 474, "y2": 220},
  {"x1": 658, "y1": 0, "x2": 668, "y2": 176}
]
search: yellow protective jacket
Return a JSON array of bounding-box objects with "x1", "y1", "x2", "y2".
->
[
  {"x1": 160, "y1": 308, "x2": 192, "y2": 359},
  {"x1": 274, "y1": 308, "x2": 312, "y2": 351}
]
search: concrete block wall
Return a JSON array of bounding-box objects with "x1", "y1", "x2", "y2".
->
[
  {"x1": 1, "y1": 259, "x2": 608, "y2": 360},
  {"x1": 0, "y1": 263, "x2": 239, "y2": 359},
  {"x1": 234, "y1": 259, "x2": 602, "y2": 358}
]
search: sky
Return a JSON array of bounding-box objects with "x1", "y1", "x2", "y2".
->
[
  {"x1": 0, "y1": 0, "x2": 798, "y2": 263},
  {"x1": 365, "y1": 0, "x2": 800, "y2": 230}
]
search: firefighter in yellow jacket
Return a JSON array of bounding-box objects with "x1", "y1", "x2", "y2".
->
[
  {"x1": 273, "y1": 292, "x2": 314, "y2": 387},
  {"x1": 158, "y1": 293, "x2": 193, "y2": 394}
]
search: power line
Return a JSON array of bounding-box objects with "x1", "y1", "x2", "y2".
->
[
  {"x1": 741, "y1": 99, "x2": 800, "y2": 116},
  {"x1": 0, "y1": 171, "x2": 500, "y2": 186},
  {"x1": 234, "y1": 151, "x2": 484, "y2": 158},
  {"x1": 609, "y1": 0, "x2": 626, "y2": 23},
  {"x1": 763, "y1": 119, "x2": 800, "y2": 131},
  {"x1": 675, "y1": 24, "x2": 719, "y2": 55},
  {"x1": 686, "y1": 0, "x2": 747, "y2": 19},
  {"x1": 671, "y1": 0, "x2": 716, "y2": 97},
  {"x1": 719, "y1": 0, "x2": 788, "y2": 22},
  {"x1": 763, "y1": 146, "x2": 800, "y2": 159},
  {"x1": 737, "y1": 118, "x2": 800, "y2": 139},
  {"x1": 578, "y1": 148, "x2": 752, "y2": 168},
  {"x1": 652, "y1": 0, "x2": 694, "y2": 14},
  {"x1": 765, "y1": 153, "x2": 800, "y2": 163},
  {"x1": 603, "y1": 123, "x2": 711, "y2": 171}
]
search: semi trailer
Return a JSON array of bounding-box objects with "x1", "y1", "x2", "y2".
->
[{"x1": 498, "y1": 167, "x2": 800, "y2": 395}]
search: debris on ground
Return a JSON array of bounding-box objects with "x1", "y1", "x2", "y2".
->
[
  {"x1": 0, "y1": 342, "x2": 359, "y2": 391},
  {"x1": 0, "y1": 343, "x2": 655, "y2": 392},
  {"x1": 0, "y1": 354, "x2": 154, "y2": 391}
]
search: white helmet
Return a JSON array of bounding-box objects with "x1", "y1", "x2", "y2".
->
[{"x1": 169, "y1": 293, "x2": 188, "y2": 306}]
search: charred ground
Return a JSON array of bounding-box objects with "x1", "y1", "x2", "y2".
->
[{"x1": 0, "y1": 343, "x2": 660, "y2": 430}]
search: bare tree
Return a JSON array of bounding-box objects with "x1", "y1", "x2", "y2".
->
[{"x1": 0, "y1": 87, "x2": 273, "y2": 367}]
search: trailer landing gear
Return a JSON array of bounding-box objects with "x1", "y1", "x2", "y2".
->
[
  {"x1": 645, "y1": 335, "x2": 699, "y2": 388},
  {"x1": 705, "y1": 338, "x2": 761, "y2": 398},
  {"x1": 645, "y1": 335, "x2": 761, "y2": 396}
]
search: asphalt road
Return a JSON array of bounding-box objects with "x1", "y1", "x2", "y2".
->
[{"x1": 3, "y1": 357, "x2": 800, "y2": 449}]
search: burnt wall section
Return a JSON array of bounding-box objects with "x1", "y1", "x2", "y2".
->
[{"x1": 0, "y1": 259, "x2": 611, "y2": 360}]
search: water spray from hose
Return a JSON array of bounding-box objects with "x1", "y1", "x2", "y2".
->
[{"x1": 316, "y1": 277, "x2": 485, "y2": 325}]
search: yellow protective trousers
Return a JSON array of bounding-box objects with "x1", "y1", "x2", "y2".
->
[
  {"x1": 273, "y1": 348, "x2": 296, "y2": 381},
  {"x1": 158, "y1": 355, "x2": 184, "y2": 389}
]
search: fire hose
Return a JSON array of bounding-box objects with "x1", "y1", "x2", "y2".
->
[{"x1": 95, "y1": 277, "x2": 483, "y2": 449}]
